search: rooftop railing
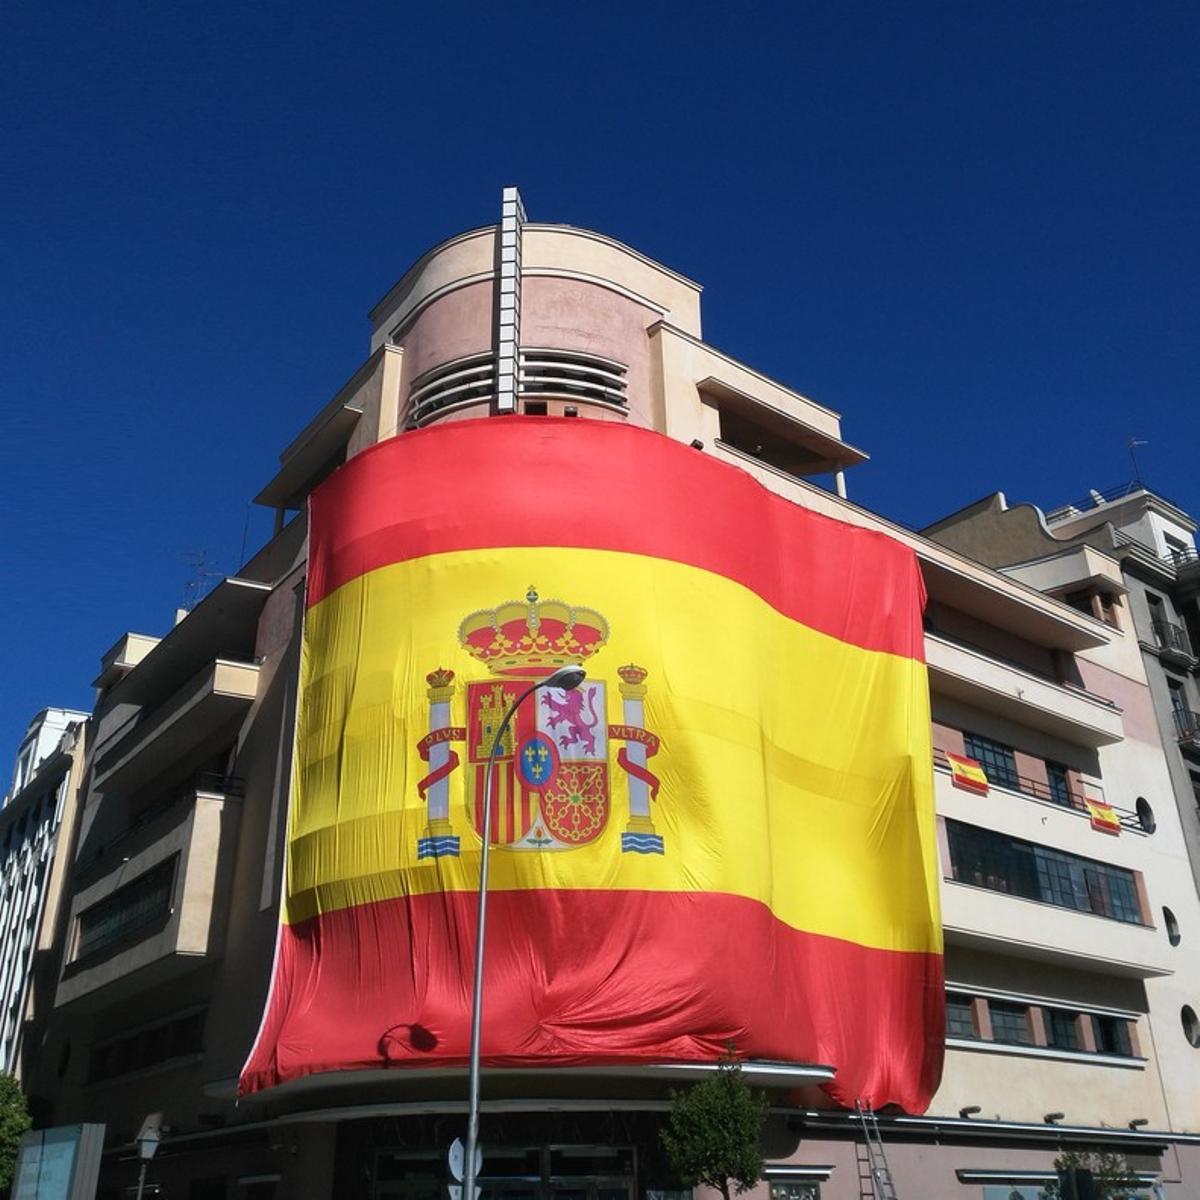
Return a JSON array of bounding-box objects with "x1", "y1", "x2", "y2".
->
[{"x1": 1047, "y1": 480, "x2": 1190, "y2": 517}]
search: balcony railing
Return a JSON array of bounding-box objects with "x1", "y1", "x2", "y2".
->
[
  {"x1": 1152, "y1": 618, "x2": 1195, "y2": 659},
  {"x1": 933, "y1": 750, "x2": 1143, "y2": 830},
  {"x1": 1166, "y1": 545, "x2": 1200, "y2": 573},
  {"x1": 1174, "y1": 708, "x2": 1200, "y2": 745},
  {"x1": 76, "y1": 772, "x2": 245, "y2": 875},
  {"x1": 935, "y1": 749, "x2": 1084, "y2": 811},
  {"x1": 1109, "y1": 528, "x2": 1200, "y2": 576}
]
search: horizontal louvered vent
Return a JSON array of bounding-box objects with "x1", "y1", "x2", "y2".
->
[
  {"x1": 406, "y1": 349, "x2": 629, "y2": 428},
  {"x1": 406, "y1": 353, "x2": 495, "y2": 428},
  {"x1": 520, "y1": 349, "x2": 627, "y2": 408}
]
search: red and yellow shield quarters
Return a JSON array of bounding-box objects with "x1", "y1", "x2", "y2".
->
[
  {"x1": 415, "y1": 588, "x2": 657, "y2": 856},
  {"x1": 241, "y1": 416, "x2": 943, "y2": 1118}
]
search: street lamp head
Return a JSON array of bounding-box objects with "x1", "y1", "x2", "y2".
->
[
  {"x1": 136, "y1": 1129, "x2": 161, "y2": 1161},
  {"x1": 543, "y1": 665, "x2": 586, "y2": 691}
]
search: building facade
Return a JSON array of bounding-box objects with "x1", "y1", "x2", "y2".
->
[
  {"x1": 926, "y1": 486, "x2": 1200, "y2": 896},
  {"x1": 26, "y1": 192, "x2": 1200, "y2": 1200},
  {"x1": 0, "y1": 709, "x2": 88, "y2": 1084},
  {"x1": 6, "y1": 707, "x2": 88, "y2": 805}
]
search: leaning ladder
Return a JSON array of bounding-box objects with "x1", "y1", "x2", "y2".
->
[{"x1": 854, "y1": 1098, "x2": 899, "y2": 1200}]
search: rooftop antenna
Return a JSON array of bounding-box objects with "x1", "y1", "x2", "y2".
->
[
  {"x1": 178, "y1": 549, "x2": 223, "y2": 614},
  {"x1": 1128, "y1": 437, "x2": 1148, "y2": 486}
]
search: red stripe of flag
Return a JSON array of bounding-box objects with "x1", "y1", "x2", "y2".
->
[
  {"x1": 240, "y1": 888, "x2": 943, "y2": 1113},
  {"x1": 307, "y1": 418, "x2": 925, "y2": 661}
]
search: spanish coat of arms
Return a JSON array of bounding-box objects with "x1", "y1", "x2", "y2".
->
[{"x1": 415, "y1": 588, "x2": 663, "y2": 858}]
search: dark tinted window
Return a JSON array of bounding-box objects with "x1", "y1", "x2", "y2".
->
[
  {"x1": 1094, "y1": 1015, "x2": 1133, "y2": 1056},
  {"x1": 945, "y1": 993, "x2": 975, "y2": 1039},
  {"x1": 947, "y1": 820, "x2": 1145, "y2": 924},
  {"x1": 1045, "y1": 1008, "x2": 1080, "y2": 1050},
  {"x1": 963, "y1": 733, "x2": 1020, "y2": 790},
  {"x1": 989, "y1": 1001, "x2": 1031, "y2": 1045}
]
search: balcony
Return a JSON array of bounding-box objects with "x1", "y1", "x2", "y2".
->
[
  {"x1": 1151, "y1": 618, "x2": 1196, "y2": 666},
  {"x1": 105, "y1": 577, "x2": 269, "y2": 710},
  {"x1": 1174, "y1": 708, "x2": 1200, "y2": 753},
  {"x1": 925, "y1": 633, "x2": 1124, "y2": 748},
  {"x1": 939, "y1": 813, "x2": 1171, "y2": 979},
  {"x1": 941, "y1": 883, "x2": 1173, "y2": 980},
  {"x1": 92, "y1": 660, "x2": 260, "y2": 795},
  {"x1": 75, "y1": 772, "x2": 245, "y2": 877},
  {"x1": 57, "y1": 780, "x2": 243, "y2": 1009},
  {"x1": 932, "y1": 750, "x2": 1142, "y2": 832}
]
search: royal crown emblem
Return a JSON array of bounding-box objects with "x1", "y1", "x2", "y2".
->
[
  {"x1": 458, "y1": 586, "x2": 609, "y2": 677},
  {"x1": 415, "y1": 587, "x2": 663, "y2": 859}
]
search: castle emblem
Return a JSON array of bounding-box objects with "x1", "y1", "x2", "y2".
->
[{"x1": 415, "y1": 588, "x2": 663, "y2": 859}]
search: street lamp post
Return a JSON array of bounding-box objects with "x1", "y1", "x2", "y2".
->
[
  {"x1": 134, "y1": 1127, "x2": 160, "y2": 1200},
  {"x1": 463, "y1": 663, "x2": 587, "y2": 1200}
]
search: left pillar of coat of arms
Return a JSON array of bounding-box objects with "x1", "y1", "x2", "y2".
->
[{"x1": 416, "y1": 668, "x2": 462, "y2": 859}]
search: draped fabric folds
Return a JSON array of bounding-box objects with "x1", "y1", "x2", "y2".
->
[{"x1": 240, "y1": 416, "x2": 944, "y2": 1113}]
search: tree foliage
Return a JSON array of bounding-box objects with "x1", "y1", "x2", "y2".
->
[
  {"x1": 0, "y1": 1073, "x2": 31, "y2": 1190},
  {"x1": 1045, "y1": 1150, "x2": 1136, "y2": 1200},
  {"x1": 660, "y1": 1054, "x2": 769, "y2": 1200}
]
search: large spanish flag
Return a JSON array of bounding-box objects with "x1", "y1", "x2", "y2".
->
[{"x1": 240, "y1": 417, "x2": 943, "y2": 1112}]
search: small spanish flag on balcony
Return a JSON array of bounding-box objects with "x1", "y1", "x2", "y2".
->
[
  {"x1": 946, "y1": 752, "x2": 989, "y2": 795},
  {"x1": 1087, "y1": 799, "x2": 1122, "y2": 835}
]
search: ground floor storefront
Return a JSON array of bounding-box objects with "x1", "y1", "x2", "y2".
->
[{"x1": 90, "y1": 1111, "x2": 1199, "y2": 1200}]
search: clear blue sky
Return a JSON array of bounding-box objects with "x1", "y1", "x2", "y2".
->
[{"x1": 2, "y1": 2, "x2": 1197, "y2": 761}]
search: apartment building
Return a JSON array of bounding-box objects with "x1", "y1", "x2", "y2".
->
[
  {"x1": 28, "y1": 192, "x2": 1200, "y2": 1200},
  {"x1": 926, "y1": 487, "x2": 1200, "y2": 898},
  {"x1": 0, "y1": 709, "x2": 88, "y2": 1085}
]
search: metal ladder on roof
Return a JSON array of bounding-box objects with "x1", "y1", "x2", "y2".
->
[{"x1": 854, "y1": 1099, "x2": 899, "y2": 1200}]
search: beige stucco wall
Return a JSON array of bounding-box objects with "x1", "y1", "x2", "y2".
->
[
  {"x1": 369, "y1": 228, "x2": 495, "y2": 353},
  {"x1": 523, "y1": 225, "x2": 702, "y2": 335},
  {"x1": 521, "y1": 274, "x2": 658, "y2": 428}
]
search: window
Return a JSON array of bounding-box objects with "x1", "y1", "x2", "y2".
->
[
  {"x1": 1164, "y1": 533, "x2": 1190, "y2": 565},
  {"x1": 1045, "y1": 1008, "x2": 1080, "y2": 1050},
  {"x1": 1183, "y1": 1005, "x2": 1200, "y2": 1048},
  {"x1": 769, "y1": 1185, "x2": 819, "y2": 1200},
  {"x1": 946, "y1": 993, "x2": 976, "y2": 1039},
  {"x1": 1045, "y1": 761, "x2": 1073, "y2": 807},
  {"x1": 1135, "y1": 797, "x2": 1156, "y2": 834},
  {"x1": 1171, "y1": 682, "x2": 1200, "y2": 739},
  {"x1": 1097, "y1": 591, "x2": 1119, "y2": 628},
  {"x1": 76, "y1": 858, "x2": 176, "y2": 958},
  {"x1": 1163, "y1": 905, "x2": 1181, "y2": 946},
  {"x1": 946, "y1": 820, "x2": 1145, "y2": 924},
  {"x1": 1093, "y1": 1015, "x2": 1133, "y2": 1057},
  {"x1": 1063, "y1": 589, "x2": 1094, "y2": 616},
  {"x1": 988, "y1": 1001, "x2": 1031, "y2": 1045},
  {"x1": 963, "y1": 733, "x2": 1020, "y2": 790},
  {"x1": 88, "y1": 1008, "x2": 205, "y2": 1083}
]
